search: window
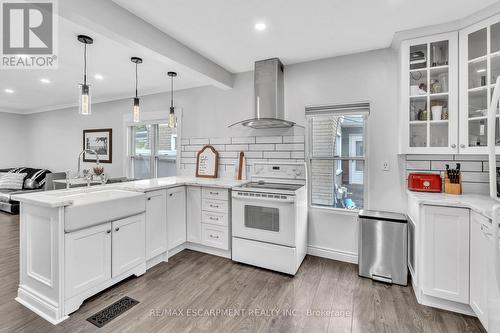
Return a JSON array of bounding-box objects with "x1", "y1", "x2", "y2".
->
[
  {"x1": 306, "y1": 103, "x2": 368, "y2": 210},
  {"x1": 130, "y1": 123, "x2": 177, "y2": 179}
]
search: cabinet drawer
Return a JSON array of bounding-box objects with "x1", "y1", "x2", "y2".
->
[
  {"x1": 201, "y1": 224, "x2": 229, "y2": 250},
  {"x1": 202, "y1": 211, "x2": 228, "y2": 227},
  {"x1": 202, "y1": 188, "x2": 228, "y2": 201},
  {"x1": 202, "y1": 198, "x2": 228, "y2": 213}
]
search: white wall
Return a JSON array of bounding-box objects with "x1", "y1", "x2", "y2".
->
[
  {"x1": 0, "y1": 112, "x2": 28, "y2": 168},
  {"x1": 15, "y1": 47, "x2": 404, "y2": 262}
]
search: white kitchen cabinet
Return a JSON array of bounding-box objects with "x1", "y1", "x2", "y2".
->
[
  {"x1": 399, "y1": 32, "x2": 459, "y2": 154},
  {"x1": 422, "y1": 205, "x2": 470, "y2": 303},
  {"x1": 145, "y1": 190, "x2": 167, "y2": 260},
  {"x1": 167, "y1": 186, "x2": 186, "y2": 250},
  {"x1": 65, "y1": 223, "x2": 112, "y2": 299},
  {"x1": 201, "y1": 223, "x2": 229, "y2": 250},
  {"x1": 470, "y1": 211, "x2": 490, "y2": 329},
  {"x1": 459, "y1": 13, "x2": 500, "y2": 154},
  {"x1": 112, "y1": 214, "x2": 146, "y2": 277},
  {"x1": 187, "y1": 186, "x2": 202, "y2": 243}
]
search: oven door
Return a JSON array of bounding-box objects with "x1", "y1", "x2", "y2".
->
[{"x1": 232, "y1": 192, "x2": 296, "y2": 247}]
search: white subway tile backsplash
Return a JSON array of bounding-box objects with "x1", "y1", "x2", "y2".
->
[
  {"x1": 454, "y1": 154, "x2": 488, "y2": 161},
  {"x1": 461, "y1": 172, "x2": 489, "y2": 183},
  {"x1": 431, "y1": 161, "x2": 482, "y2": 172},
  {"x1": 406, "y1": 154, "x2": 454, "y2": 161},
  {"x1": 461, "y1": 182, "x2": 489, "y2": 195},
  {"x1": 243, "y1": 151, "x2": 263, "y2": 158},
  {"x1": 181, "y1": 135, "x2": 306, "y2": 178},
  {"x1": 249, "y1": 144, "x2": 275, "y2": 151},
  {"x1": 189, "y1": 138, "x2": 209, "y2": 145},
  {"x1": 211, "y1": 144, "x2": 226, "y2": 151},
  {"x1": 255, "y1": 136, "x2": 283, "y2": 144},
  {"x1": 406, "y1": 160, "x2": 430, "y2": 170},
  {"x1": 210, "y1": 137, "x2": 232, "y2": 145},
  {"x1": 226, "y1": 144, "x2": 249, "y2": 151},
  {"x1": 181, "y1": 151, "x2": 196, "y2": 158},
  {"x1": 182, "y1": 157, "x2": 197, "y2": 164},
  {"x1": 276, "y1": 143, "x2": 304, "y2": 151},
  {"x1": 231, "y1": 137, "x2": 256, "y2": 144},
  {"x1": 184, "y1": 145, "x2": 204, "y2": 152},
  {"x1": 283, "y1": 135, "x2": 305, "y2": 143},
  {"x1": 263, "y1": 151, "x2": 291, "y2": 159},
  {"x1": 291, "y1": 151, "x2": 305, "y2": 159},
  {"x1": 405, "y1": 154, "x2": 492, "y2": 195},
  {"x1": 219, "y1": 151, "x2": 238, "y2": 158}
]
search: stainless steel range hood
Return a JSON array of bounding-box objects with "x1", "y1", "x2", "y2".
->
[{"x1": 229, "y1": 58, "x2": 295, "y2": 129}]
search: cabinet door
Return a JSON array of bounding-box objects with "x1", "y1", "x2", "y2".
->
[
  {"x1": 167, "y1": 186, "x2": 186, "y2": 250},
  {"x1": 422, "y1": 206, "x2": 469, "y2": 303},
  {"x1": 186, "y1": 186, "x2": 202, "y2": 243},
  {"x1": 146, "y1": 190, "x2": 167, "y2": 260},
  {"x1": 400, "y1": 32, "x2": 459, "y2": 154},
  {"x1": 459, "y1": 13, "x2": 500, "y2": 154},
  {"x1": 65, "y1": 223, "x2": 111, "y2": 298},
  {"x1": 112, "y1": 214, "x2": 146, "y2": 277},
  {"x1": 470, "y1": 212, "x2": 489, "y2": 329}
]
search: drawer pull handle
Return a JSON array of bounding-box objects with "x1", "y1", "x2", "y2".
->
[
  {"x1": 210, "y1": 204, "x2": 219, "y2": 208},
  {"x1": 106, "y1": 230, "x2": 111, "y2": 234},
  {"x1": 210, "y1": 192, "x2": 218, "y2": 195},
  {"x1": 209, "y1": 234, "x2": 220, "y2": 239},
  {"x1": 147, "y1": 198, "x2": 151, "y2": 201},
  {"x1": 209, "y1": 216, "x2": 219, "y2": 220},
  {"x1": 115, "y1": 227, "x2": 120, "y2": 232}
]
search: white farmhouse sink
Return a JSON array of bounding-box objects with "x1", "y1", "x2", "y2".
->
[{"x1": 59, "y1": 189, "x2": 146, "y2": 232}]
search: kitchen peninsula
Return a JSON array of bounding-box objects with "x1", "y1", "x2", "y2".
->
[{"x1": 11, "y1": 176, "x2": 249, "y2": 324}]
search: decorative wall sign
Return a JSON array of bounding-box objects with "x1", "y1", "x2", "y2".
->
[
  {"x1": 196, "y1": 145, "x2": 219, "y2": 178},
  {"x1": 83, "y1": 128, "x2": 113, "y2": 163}
]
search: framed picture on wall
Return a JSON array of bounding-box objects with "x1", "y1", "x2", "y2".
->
[
  {"x1": 83, "y1": 128, "x2": 113, "y2": 163},
  {"x1": 196, "y1": 145, "x2": 219, "y2": 178}
]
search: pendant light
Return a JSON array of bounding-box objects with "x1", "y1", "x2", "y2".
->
[
  {"x1": 168, "y1": 71, "x2": 177, "y2": 128},
  {"x1": 77, "y1": 35, "x2": 93, "y2": 116},
  {"x1": 131, "y1": 57, "x2": 143, "y2": 123}
]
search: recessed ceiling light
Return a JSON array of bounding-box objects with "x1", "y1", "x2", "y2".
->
[
  {"x1": 40, "y1": 78, "x2": 51, "y2": 84},
  {"x1": 4, "y1": 88, "x2": 14, "y2": 94},
  {"x1": 255, "y1": 22, "x2": 266, "y2": 31},
  {"x1": 94, "y1": 74, "x2": 104, "y2": 80},
  {"x1": 477, "y1": 68, "x2": 486, "y2": 73}
]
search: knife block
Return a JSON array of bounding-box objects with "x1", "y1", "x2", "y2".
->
[{"x1": 444, "y1": 174, "x2": 462, "y2": 195}]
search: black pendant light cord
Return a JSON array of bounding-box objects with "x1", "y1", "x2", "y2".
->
[
  {"x1": 170, "y1": 74, "x2": 174, "y2": 109},
  {"x1": 83, "y1": 43, "x2": 87, "y2": 85},
  {"x1": 135, "y1": 62, "x2": 138, "y2": 98}
]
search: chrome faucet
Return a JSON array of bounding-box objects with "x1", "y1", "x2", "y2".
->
[{"x1": 77, "y1": 149, "x2": 100, "y2": 177}]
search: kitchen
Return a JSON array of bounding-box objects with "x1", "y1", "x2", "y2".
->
[{"x1": 0, "y1": 0, "x2": 500, "y2": 332}]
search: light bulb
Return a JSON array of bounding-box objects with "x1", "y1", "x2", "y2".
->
[
  {"x1": 169, "y1": 108, "x2": 176, "y2": 128},
  {"x1": 133, "y1": 97, "x2": 140, "y2": 123},
  {"x1": 79, "y1": 84, "x2": 91, "y2": 115}
]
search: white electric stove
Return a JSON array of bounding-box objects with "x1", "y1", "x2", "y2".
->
[{"x1": 231, "y1": 162, "x2": 308, "y2": 275}]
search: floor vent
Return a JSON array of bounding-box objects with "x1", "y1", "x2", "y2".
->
[{"x1": 87, "y1": 296, "x2": 139, "y2": 328}]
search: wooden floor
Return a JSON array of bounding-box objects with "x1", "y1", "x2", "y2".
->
[{"x1": 0, "y1": 212, "x2": 486, "y2": 333}]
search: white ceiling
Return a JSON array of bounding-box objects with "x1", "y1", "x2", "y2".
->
[
  {"x1": 2, "y1": 0, "x2": 498, "y2": 114},
  {"x1": 0, "y1": 18, "x2": 213, "y2": 114},
  {"x1": 113, "y1": 0, "x2": 498, "y2": 72}
]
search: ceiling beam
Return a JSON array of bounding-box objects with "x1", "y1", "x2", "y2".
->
[{"x1": 59, "y1": 0, "x2": 234, "y2": 90}]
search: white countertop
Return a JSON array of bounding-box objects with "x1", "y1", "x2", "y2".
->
[
  {"x1": 407, "y1": 191, "x2": 500, "y2": 220},
  {"x1": 12, "y1": 177, "x2": 250, "y2": 208}
]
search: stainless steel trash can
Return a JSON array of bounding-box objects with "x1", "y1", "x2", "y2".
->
[{"x1": 358, "y1": 210, "x2": 408, "y2": 286}]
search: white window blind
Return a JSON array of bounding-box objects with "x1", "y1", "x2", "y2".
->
[{"x1": 306, "y1": 102, "x2": 369, "y2": 210}]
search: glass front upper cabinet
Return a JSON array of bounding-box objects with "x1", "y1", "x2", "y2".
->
[
  {"x1": 400, "y1": 32, "x2": 458, "y2": 153},
  {"x1": 459, "y1": 15, "x2": 500, "y2": 153}
]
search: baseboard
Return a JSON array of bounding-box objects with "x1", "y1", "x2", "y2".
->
[
  {"x1": 307, "y1": 245, "x2": 358, "y2": 264},
  {"x1": 420, "y1": 293, "x2": 475, "y2": 316},
  {"x1": 167, "y1": 243, "x2": 187, "y2": 259},
  {"x1": 16, "y1": 287, "x2": 68, "y2": 325},
  {"x1": 186, "y1": 242, "x2": 231, "y2": 259}
]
